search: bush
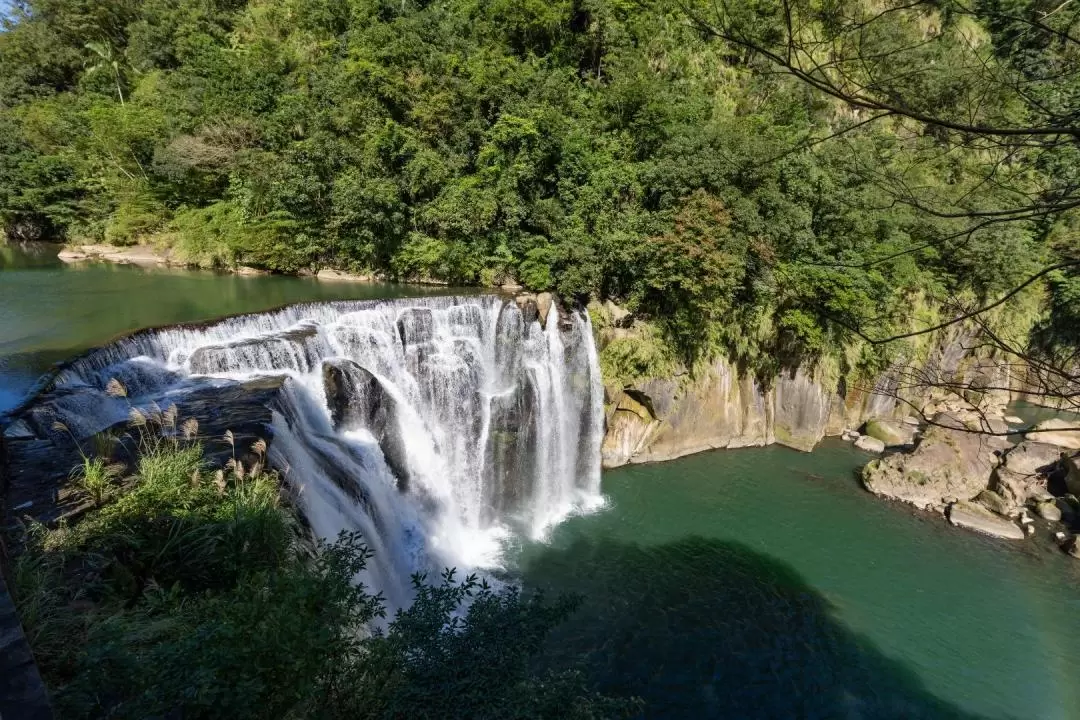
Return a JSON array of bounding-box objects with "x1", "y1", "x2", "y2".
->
[{"x1": 13, "y1": 432, "x2": 636, "y2": 720}]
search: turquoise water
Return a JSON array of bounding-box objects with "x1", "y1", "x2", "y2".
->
[
  {"x1": 517, "y1": 441, "x2": 1080, "y2": 719},
  {"x1": 0, "y1": 242, "x2": 466, "y2": 413}
]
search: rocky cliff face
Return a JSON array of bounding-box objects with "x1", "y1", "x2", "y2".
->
[
  {"x1": 595, "y1": 303, "x2": 1013, "y2": 468},
  {"x1": 600, "y1": 358, "x2": 899, "y2": 467}
]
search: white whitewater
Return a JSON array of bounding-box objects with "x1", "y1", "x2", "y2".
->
[{"x1": 53, "y1": 296, "x2": 605, "y2": 609}]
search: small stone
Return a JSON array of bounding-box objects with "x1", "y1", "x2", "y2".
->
[
  {"x1": 1055, "y1": 531, "x2": 1068, "y2": 543},
  {"x1": 1004, "y1": 416, "x2": 1023, "y2": 425},
  {"x1": 902, "y1": 416, "x2": 920, "y2": 426},
  {"x1": 1025, "y1": 524, "x2": 1035, "y2": 536}
]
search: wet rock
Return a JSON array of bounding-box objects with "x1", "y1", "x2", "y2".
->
[
  {"x1": 396, "y1": 307, "x2": 435, "y2": 347},
  {"x1": 536, "y1": 292, "x2": 554, "y2": 327},
  {"x1": 322, "y1": 359, "x2": 410, "y2": 491},
  {"x1": 862, "y1": 413, "x2": 999, "y2": 511},
  {"x1": 863, "y1": 419, "x2": 915, "y2": 447},
  {"x1": 947, "y1": 501, "x2": 1024, "y2": 540},
  {"x1": 188, "y1": 324, "x2": 322, "y2": 375},
  {"x1": 1025, "y1": 418, "x2": 1080, "y2": 450},
  {"x1": 514, "y1": 294, "x2": 540, "y2": 326},
  {"x1": 1004, "y1": 415, "x2": 1023, "y2": 425},
  {"x1": 855, "y1": 435, "x2": 885, "y2": 454},
  {"x1": 3, "y1": 376, "x2": 286, "y2": 527}
]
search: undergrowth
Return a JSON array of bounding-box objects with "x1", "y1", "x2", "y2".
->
[{"x1": 10, "y1": 385, "x2": 638, "y2": 720}]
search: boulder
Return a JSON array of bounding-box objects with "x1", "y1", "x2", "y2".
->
[
  {"x1": 1066, "y1": 456, "x2": 1080, "y2": 496},
  {"x1": 603, "y1": 299, "x2": 633, "y2": 328},
  {"x1": 863, "y1": 418, "x2": 915, "y2": 447},
  {"x1": 536, "y1": 292, "x2": 554, "y2": 327},
  {"x1": 862, "y1": 413, "x2": 998, "y2": 511},
  {"x1": 991, "y1": 466, "x2": 1040, "y2": 510},
  {"x1": 947, "y1": 501, "x2": 1025, "y2": 540},
  {"x1": 322, "y1": 359, "x2": 410, "y2": 490},
  {"x1": 1004, "y1": 441, "x2": 1064, "y2": 477},
  {"x1": 976, "y1": 489, "x2": 1012, "y2": 517},
  {"x1": 1035, "y1": 499, "x2": 1063, "y2": 522},
  {"x1": 1025, "y1": 418, "x2": 1080, "y2": 449},
  {"x1": 514, "y1": 294, "x2": 540, "y2": 326},
  {"x1": 855, "y1": 435, "x2": 886, "y2": 454}
]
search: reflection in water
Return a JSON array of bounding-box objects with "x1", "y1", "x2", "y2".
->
[{"x1": 526, "y1": 535, "x2": 1004, "y2": 720}]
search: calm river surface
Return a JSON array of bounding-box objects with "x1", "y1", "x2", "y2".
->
[
  {"x1": 0, "y1": 242, "x2": 462, "y2": 413},
  {"x1": 3, "y1": 241, "x2": 1079, "y2": 719}
]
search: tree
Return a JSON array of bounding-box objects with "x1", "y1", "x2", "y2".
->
[{"x1": 680, "y1": 0, "x2": 1080, "y2": 430}]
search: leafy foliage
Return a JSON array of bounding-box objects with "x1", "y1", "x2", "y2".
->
[
  {"x1": 0, "y1": 0, "x2": 1072, "y2": 370},
  {"x1": 11, "y1": 433, "x2": 635, "y2": 720}
]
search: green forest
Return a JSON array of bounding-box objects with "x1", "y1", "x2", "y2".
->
[{"x1": 1, "y1": 0, "x2": 1078, "y2": 371}]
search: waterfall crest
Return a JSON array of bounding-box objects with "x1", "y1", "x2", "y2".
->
[{"x1": 50, "y1": 296, "x2": 605, "y2": 607}]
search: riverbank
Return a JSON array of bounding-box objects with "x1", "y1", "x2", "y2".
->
[{"x1": 54, "y1": 242, "x2": 386, "y2": 282}]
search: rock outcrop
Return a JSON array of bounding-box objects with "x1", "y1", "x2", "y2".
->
[
  {"x1": 861, "y1": 414, "x2": 1002, "y2": 511},
  {"x1": 592, "y1": 301, "x2": 1020, "y2": 467}
]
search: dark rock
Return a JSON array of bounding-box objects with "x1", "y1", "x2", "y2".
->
[
  {"x1": 396, "y1": 307, "x2": 435, "y2": 347},
  {"x1": 322, "y1": 359, "x2": 410, "y2": 491},
  {"x1": 0, "y1": 572, "x2": 54, "y2": 720}
]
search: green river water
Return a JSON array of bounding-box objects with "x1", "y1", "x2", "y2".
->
[{"x1": 2, "y1": 242, "x2": 1079, "y2": 719}]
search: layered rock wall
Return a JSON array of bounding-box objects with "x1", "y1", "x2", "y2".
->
[{"x1": 600, "y1": 358, "x2": 900, "y2": 467}]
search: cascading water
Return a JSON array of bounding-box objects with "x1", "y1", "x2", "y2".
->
[{"x1": 42, "y1": 296, "x2": 605, "y2": 609}]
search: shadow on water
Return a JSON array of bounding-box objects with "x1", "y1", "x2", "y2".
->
[{"x1": 523, "y1": 535, "x2": 1009, "y2": 720}]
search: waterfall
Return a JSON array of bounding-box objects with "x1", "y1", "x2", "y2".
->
[{"x1": 48, "y1": 296, "x2": 605, "y2": 608}]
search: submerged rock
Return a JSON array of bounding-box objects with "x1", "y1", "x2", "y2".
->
[{"x1": 947, "y1": 501, "x2": 1024, "y2": 540}]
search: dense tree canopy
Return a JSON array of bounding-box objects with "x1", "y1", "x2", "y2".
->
[{"x1": 0, "y1": 0, "x2": 1076, "y2": 371}]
